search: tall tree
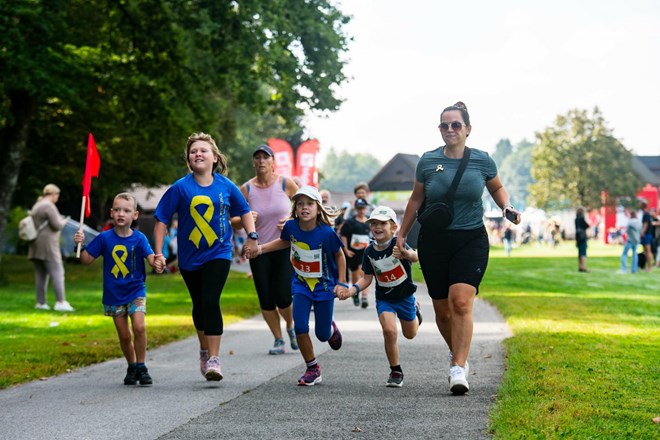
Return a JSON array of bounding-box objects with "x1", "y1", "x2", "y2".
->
[
  {"x1": 491, "y1": 138, "x2": 513, "y2": 166},
  {"x1": 498, "y1": 139, "x2": 535, "y2": 210},
  {"x1": 529, "y1": 108, "x2": 643, "y2": 210},
  {"x1": 320, "y1": 149, "x2": 382, "y2": 193},
  {"x1": 0, "y1": 0, "x2": 351, "y2": 258}
]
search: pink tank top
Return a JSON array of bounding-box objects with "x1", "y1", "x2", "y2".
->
[{"x1": 247, "y1": 177, "x2": 292, "y2": 243}]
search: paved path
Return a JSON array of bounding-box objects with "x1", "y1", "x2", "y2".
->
[{"x1": 0, "y1": 270, "x2": 510, "y2": 440}]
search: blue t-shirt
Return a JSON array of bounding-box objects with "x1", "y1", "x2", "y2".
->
[
  {"x1": 280, "y1": 219, "x2": 344, "y2": 301},
  {"x1": 362, "y1": 237, "x2": 416, "y2": 302},
  {"x1": 154, "y1": 173, "x2": 250, "y2": 270},
  {"x1": 85, "y1": 229, "x2": 154, "y2": 306},
  {"x1": 415, "y1": 147, "x2": 497, "y2": 230}
]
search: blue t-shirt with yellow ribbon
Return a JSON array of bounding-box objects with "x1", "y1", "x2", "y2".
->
[
  {"x1": 280, "y1": 219, "x2": 344, "y2": 301},
  {"x1": 85, "y1": 229, "x2": 154, "y2": 306},
  {"x1": 154, "y1": 173, "x2": 250, "y2": 270}
]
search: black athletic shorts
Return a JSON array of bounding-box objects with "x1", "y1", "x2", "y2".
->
[
  {"x1": 347, "y1": 249, "x2": 365, "y2": 272},
  {"x1": 417, "y1": 226, "x2": 489, "y2": 300}
]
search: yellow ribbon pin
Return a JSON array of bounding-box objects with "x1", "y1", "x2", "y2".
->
[
  {"x1": 189, "y1": 195, "x2": 218, "y2": 248},
  {"x1": 111, "y1": 245, "x2": 130, "y2": 278}
]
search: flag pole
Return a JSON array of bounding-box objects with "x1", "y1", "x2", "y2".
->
[{"x1": 76, "y1": 196, "x2": 86, "y2": 258}]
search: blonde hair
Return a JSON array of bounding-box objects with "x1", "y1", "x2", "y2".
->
[
  {"x1": 186, "y1": 132, "x2": 228, "y2": 175},
  {"x1": 114, "y1": 192, "x2": 138, "y2": 210},
  {"x1": 42, "y1": 184, "x2": 60, "y2": 196},
  {"x1": 290, "y1": 195, "x2": 339, "y2": 227},
  {"x1": 38, "y1": 184, "x2": 60, "y2": 201}
]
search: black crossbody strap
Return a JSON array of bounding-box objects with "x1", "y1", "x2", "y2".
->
[{"x1": 445, "y1": 147, "x2": 471, "y2": 203}]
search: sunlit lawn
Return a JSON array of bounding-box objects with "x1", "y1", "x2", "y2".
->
[
  {"x1": 0, "y1": 255, "x2": 259, "y2": 389},
  {"x1": 472, "y1": 240, "x2": 659, "y2": 439}
]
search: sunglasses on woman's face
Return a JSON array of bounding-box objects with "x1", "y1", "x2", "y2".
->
[{"x1": 438, "y1": 121, "x2": 466, "y2": 132}]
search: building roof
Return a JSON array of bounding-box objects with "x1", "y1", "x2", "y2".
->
[
  {"x1": 368, "y1": 153, "x2": 419, "y2": 191},
  {"x1": 130, "y1": 184, "x2": 170, "y2": 212},
  {"x1": 633, "y1": 156, "x2": 660, "y2": 186}
]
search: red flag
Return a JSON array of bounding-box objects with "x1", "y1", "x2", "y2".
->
[{"x1": 82, "y1": 133, "x2": 101, "y2": 217}]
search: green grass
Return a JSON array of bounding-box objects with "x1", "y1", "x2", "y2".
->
[
  {"x1": 473, "y1": 241, "x2": 659, "y2": 439},
  {"x1": 2, "y1": 241, "x2": 659, "y2": 438},
  {"x1": 0, "y1": 255, "x2": 259, "y2": 389}
]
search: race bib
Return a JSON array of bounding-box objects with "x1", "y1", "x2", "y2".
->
[
  {"x1": 350, "y1": 234, "x2": 370, "y2": 250},
  {"x1": 370, "y1": 255, "x2": 407, "y2": 288},
  {"x1": 291, "y1": 242, "x2": 323, "y2": 278}
]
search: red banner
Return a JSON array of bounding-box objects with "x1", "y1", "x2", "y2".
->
[
  {"x1": 267, "y1": 138, "x2": 295, "y2": 178},
  {"x1": 295, "y1": 139, "x2": 319, "y2": 187}
]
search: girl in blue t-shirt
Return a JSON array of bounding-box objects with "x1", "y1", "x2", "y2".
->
[
  {"x1": 255, "y1": 186, "x2": 346, "y2": 386},
  {"x1": 74, "y1": 193, "x2": 160, "y2": 387},
  {"x1": 152, "y1": 132, "x2": 259, "y2": 382}
]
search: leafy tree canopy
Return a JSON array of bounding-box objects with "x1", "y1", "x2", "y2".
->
[
  {"x1": 529, "y1": 108, "x2": 643, "y2": 210},
  {"x1": 319, "y1": 148, "x2": 382, "y2": 193},
  {"x1": 0, "y1": 0, "x2": 351, "y2": 242}
]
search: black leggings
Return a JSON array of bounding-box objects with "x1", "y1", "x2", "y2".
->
[
  {"x1": 249, "y1": 248, "x2": 292, "y2": 311},
  {"x1": 179, "y1": 259, "x2": 231, "y2": 336}
]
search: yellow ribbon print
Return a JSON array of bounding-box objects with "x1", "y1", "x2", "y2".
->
[
  {"x1": 111, "y1": 245, "x2": 129, "y2": 278},
  {"x1": 188, "y1": 195, "x2": 218, "y2": 248}
]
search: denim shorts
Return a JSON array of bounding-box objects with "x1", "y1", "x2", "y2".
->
[{"x1": 103, "y1": 297, "x2": 146, "y2": 317}]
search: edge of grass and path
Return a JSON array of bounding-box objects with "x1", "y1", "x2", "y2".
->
[
  {"x1": 0, "y1": 255, "x2": 260, "y2": 389},
  {"x1": 476, "y1": 241, "x2": 660, "y2": 439},
  {"x1": 2, "y1": 239, "x2": 659, "y2": 438}
]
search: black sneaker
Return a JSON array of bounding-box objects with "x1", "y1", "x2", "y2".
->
[
  {"x1": 352, "y1": 292, "x2": 360, "y2": 306},
  {"x1": 361, "y1": 297, "x2": 369, "y2": 309},
  {"x1": 415, "y1": 301, "x2": 423, "y2": 326},
  {"x1": 136, "y1": 365, "x2": 153, "y2": 386},
  {"x1": 386, "y1": 371, "x2": 404, "y2": 387},
  {"x1": 124, "y1": 365, "x2": 137, "y2": 385},
  {"x1": 328, "y1": 321, "x2": 342, "y2": 350}
]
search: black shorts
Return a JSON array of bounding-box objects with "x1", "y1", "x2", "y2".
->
[
  {"x1": 249, "y1": 248, "x2": 293, "y2": 311},
  {"x1": 417, "y1": 226, "x2": 489, "y2": 300},
  {"x1": 347, "y1": 249, "x2": 365, "y2": 272}
]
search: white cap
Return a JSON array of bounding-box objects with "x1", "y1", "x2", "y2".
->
[
  {"x1": 367, "y1": 206, "x2": 397, "y2": 224},
  {"x1": 292, "y1": 186, "x2": 322, "y2": 204}
]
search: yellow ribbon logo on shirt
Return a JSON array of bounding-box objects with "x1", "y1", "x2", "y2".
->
[
  {"x1": 111, "y1": 245, "x2": 129, "y2": 278},
  {"x1": 189, "y1": 195, "x2": 218, "y2": 248}
]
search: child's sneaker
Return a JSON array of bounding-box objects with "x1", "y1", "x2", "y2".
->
[
  {"x1": 361, "y1": 297, "x2": 369, "y2": 309},
  {"x1": 386, "y1": 371, "x2": 404, "y2": 388},
  {"x1": 328, "y1": 321, "x2": 342, "y2": 350},
  {"x1": 136, "y1": 365, "x2": 153, "y2": 386},
  {"x1": 124, "y1": 365, "x2": 137, "y2": 385},
  {"x1": 204, "y1": 356, "x2": 223, "y2": 381},
  {"x1": 199, "y1": 350, "x2": 209, "y2": 378},
  {"x1": 449, "y1": 365, "x2": 469, "y2": 395},
  {"x1": 287, "y1": 327, "x2": 299, "y2": 351},
  {"x1": 268, "y1": 338, "x2": 286, "y2": 355},
  {"x1": 34, "y1": 303, "x2": 50, "y2": 310},
  {"x1": 415, "y1": 301, "x2": 423, "y2": 326},
  {"x1": 352, "y1": 292, "x2": 360, "y2": 306},
  {"x1": 298, "y1": 365, "x2": 322, "y2": 386}
]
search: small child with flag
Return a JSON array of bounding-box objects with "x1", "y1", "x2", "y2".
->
[
  {"x1": 336, "y1": 205, "x2": 422, "y2": 388},
  {"x1": 74, "y1": 192, "x2": 162, "y2": 386}
]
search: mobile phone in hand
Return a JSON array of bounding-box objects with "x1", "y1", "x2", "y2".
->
[{"x1": 505, "y1": 208, "x2": 518, "y2": 223}]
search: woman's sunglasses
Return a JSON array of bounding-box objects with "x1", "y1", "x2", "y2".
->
[{"x1": 438, "y1": 121, "x2": 466, "y2": 132}]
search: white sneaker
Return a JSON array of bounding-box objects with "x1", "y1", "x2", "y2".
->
[
  {"x1": 35, "y1": 303, "x2": 50, "y2": 310},
  {"x1": 449, "y1": 365, "x2": 469, "y2": 395},
  {"x1": 54, "y1": 301, "x2": 74, "y2": 312}
]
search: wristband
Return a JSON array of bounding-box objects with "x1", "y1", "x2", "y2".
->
[
  {"x1": 258, "y1": 244, "x2": 263, "y2": 256},
  {"x1": 353, "y1": 283, "x2": 360, "y2": 295},
  {"x1": 337, "y1": 282, "x2": 349, "y2": 289}
]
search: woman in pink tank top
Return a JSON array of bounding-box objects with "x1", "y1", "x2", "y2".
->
[{"x1": 236, "y1": 145, "x2": 299, "y2": 354}]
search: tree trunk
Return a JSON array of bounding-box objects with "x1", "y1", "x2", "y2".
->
[{"x1": 0, "y1": 89, "x2": 35, "y2": 266}]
